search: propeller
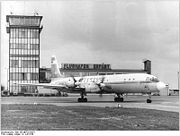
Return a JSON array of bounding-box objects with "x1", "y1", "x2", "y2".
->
[
  {"x1": 70, "y1": 75, "x2": 83, "y2": 87},
  {"x1": 96, "y1": 76, "x2": 106, "y2": 97},
  {"x1": 71, "y1": 75, "x2": 87, "y2": 96},
  {"x1": 70, "y1": 75, "x2": 106, "y2": 97}
]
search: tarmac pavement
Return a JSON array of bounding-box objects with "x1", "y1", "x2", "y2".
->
[{"x1": 1, "y1": 95, "x2": 179, "y2": 112}]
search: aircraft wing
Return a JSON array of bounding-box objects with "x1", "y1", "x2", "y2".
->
[{"x1": 14, "y1": 82, "x2": 67, "y2": 89}]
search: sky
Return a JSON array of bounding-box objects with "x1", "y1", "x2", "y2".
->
[{"x1": 1, "y1": 0, "x2": 179, "y2": 89}]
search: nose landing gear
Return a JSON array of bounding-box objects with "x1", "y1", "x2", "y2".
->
[
  {"x1": 78, "y1": 92, "x2": 87, "y2": 102},
  {"x1": 146, "y1": 93, "x2": 152, "y2": 103}
]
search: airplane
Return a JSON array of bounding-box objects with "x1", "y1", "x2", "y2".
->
[{"x1": 16, "y1": 56, "x2": 167, "y2": 103}]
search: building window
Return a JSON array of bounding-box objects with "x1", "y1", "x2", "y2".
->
[
  {"x1": 10, "y1": 73, "x2": 15, "y2": 80},
  {"x1": 32, "y1": 60, "x2": 39, "y2": 68},
  {"x1": 21, "y1": 86, "x2": 28, "y2": 93},
  {"x1": 31, "y1": 30, "x2": 39, "y2": 39},
  {"x1": 31, "y1": 44, "x2": 39, "y2": 50},
  {"x1": 19, "y1": 43, "x2": 28, "y2": 49},
  {"x1": 21, "y1": 60, "x2": 39, "y2": 68},
  {"x1": 22, "y1": 60, "x2": 28, "y2": 68},
  {"x1": 15, "y1": 29, "x2": 19, "y2": 38},
  {"x1": 10, "y1": 60, "x2": 19, "y2": 67},
  {"x1": 21, "y1": 73, "x2": 27, "y2": 80},
  {"x1": 35, "y1": 60, "x2": 39, "y2": 68},
  {"x1": 10, "y1": 43, "x2": 17, "y2": 49},
  {"x1": 10, "y1": 29, "x2": 15, "y2": 38},
  {"x1": 10, "y1": 73, "x2": 27, "y2": 81},
  {"x1": 10, "y1": 28, "x2": 20, "y2": 38},
  {"x1": 19, "y1": 29, "x2": 28, "y2": 38},
  {"x1": 10, "y1": 29, "x2": 28, "y2": 39},
  {"x1": 10, "y1": 73, "x2": 18, "y2": 80},
  {"x1": 30, "y1": 73, "x2": 39, "y2": 80},
  {"x1": 99, "y1": 73, "x2": 106, "y2": 75},
  {"x1": 10, "y1": 43, "x2": 28, "y2": 49}
]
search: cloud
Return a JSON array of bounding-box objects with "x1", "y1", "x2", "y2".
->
[{"x1": 39, "y1": 0, "x2": 178, "y2": 62}]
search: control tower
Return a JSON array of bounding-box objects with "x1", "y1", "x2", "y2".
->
[
  {"x1": 143, "y1": 59, "x2": 151, "y2": 74},
  {"x1": 6, "y1": 15, "x2": 43, "y2": 94}
]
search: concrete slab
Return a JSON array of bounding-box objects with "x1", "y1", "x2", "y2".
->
[{"x1": 1, "y1": 95, "x2": 179, "y2": 112}]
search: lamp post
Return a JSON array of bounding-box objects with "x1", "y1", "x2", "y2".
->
[
  {"x1": 6, "y1": 68, "x2": 9, "y2": 93},
  {"x1": 178, "y1": 71, "x2": 179, "y2": 91},
  {"x1": 4, "y1": 67, "x2": 9, "y2": 95}
]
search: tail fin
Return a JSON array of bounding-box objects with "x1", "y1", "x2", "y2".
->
[{"x1": 51, "y1": 55, "x2": 63, "y2": 79}]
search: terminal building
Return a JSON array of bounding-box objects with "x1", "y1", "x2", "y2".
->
[
  {"x1": 6, "y1": 15, "x2": 43, "y2": 94},
  {"x1": 39, "y1": 60, "x2": 151, "y2": 83}
]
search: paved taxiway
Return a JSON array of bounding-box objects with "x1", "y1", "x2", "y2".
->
[{"x1": 1, "y1": 95, "x2": 179, "y2": 112}]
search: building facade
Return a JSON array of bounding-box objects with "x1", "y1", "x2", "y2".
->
[
  {"x1": 6, "y1": 15, "x2": 43, "y2": 94},
  {"x1": 39, "y1": 61, "x2": 150, "y2": 83}
]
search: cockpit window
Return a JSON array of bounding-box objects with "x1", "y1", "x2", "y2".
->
[
  {"x1": 151, "y1": 77, "x2": 159, "y2": 82},
  {"x1": 146, "y1": 77, "x2": 159, "y2": 82}
]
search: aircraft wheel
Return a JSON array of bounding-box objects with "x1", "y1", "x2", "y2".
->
[
  {"x1": 114, "y1": 97, "x2": 118, "y2": 102},
  {"x1": 119, "y1": 98, "x2": 124, "y2": 102},
  {"x1": 78, "y1": 98, "x2": 82, "y2": 102},
  {"x1": 78, "y1": 98, "x2": 87, "y2": 102},
  {"x1": 146, "y1": 99, "x2": 152, "y2": 103},
  {"x1": 114, "y1": 97, "x2": 124, "y2": 102},
  {"x1": 84, "y1": 98, "x2": 87, "y2": 102}
]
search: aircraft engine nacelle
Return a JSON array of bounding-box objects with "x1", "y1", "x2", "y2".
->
[
  {"x1": 84, "y1": 82, "x2": 101, "y2": 93},
  {"x1": 65, "y1": 78, "x2": 76, "y2": 88}
]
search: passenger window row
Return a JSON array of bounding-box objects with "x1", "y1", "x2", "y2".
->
[{"x1": 124, "y1": 78, "x2": 135, "y2": 81}]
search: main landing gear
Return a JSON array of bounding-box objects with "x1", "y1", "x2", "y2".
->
[
  {"x1": 114, "y1": 93, "x2": 124, "y2": 102},
  {"x1": 78, "y1": 92, "x2": 87, "y2": 102},
  {"x1": 146, "y1": 93, "x2": 152, "y2": 103}
]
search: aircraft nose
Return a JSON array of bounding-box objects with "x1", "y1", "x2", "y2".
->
[{"x1": 157, "y1": 82, "x2": 167, "y2": 92}]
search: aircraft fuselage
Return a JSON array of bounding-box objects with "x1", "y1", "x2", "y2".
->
[{"x1": 51, "y1": 73, "x2": 164, "y2": 94}]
